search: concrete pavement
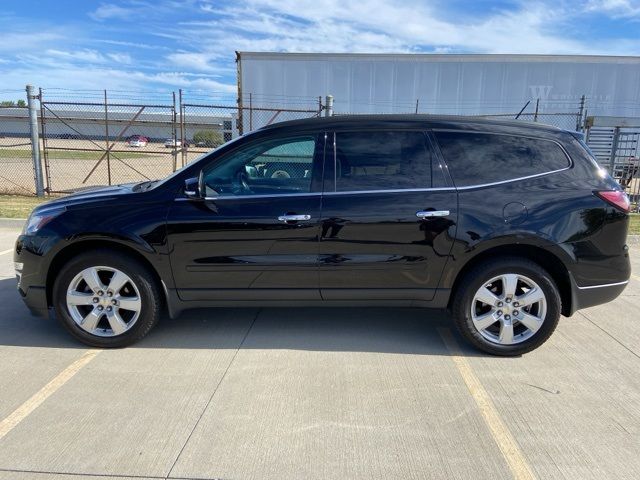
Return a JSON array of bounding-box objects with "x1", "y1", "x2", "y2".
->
[{"x1": 0, "y1": 226, "x2": 638, "y2": 479}]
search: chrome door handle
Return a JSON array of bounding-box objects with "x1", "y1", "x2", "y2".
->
[
  {"x1": 416, "y1": 210, "x2": 450, "y2": 218},
  {"x1": 278, "y1": 214, "x2": 311, "y2": 222}
]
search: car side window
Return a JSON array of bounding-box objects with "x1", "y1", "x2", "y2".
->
[
  {"x1": 434, "y1": 131, "x2": 570, "y2": 187},
  {"x1": 202, "y1": 136, "x2": 318, "y2": 196},
  {"x1": 332, "y1": 131, "x2": 434, "y2": 192}
]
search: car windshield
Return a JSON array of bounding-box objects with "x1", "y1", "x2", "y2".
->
[{"x1": 149, "y1": 134, "x2": 246, "y2": 190}]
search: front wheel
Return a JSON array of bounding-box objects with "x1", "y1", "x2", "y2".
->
[
  {"x1": 451, "y1": 257, "x2": 561, "y2": 356},
  {"x1": 53, "y1": 250, "x2": 162, "y2": 348}
]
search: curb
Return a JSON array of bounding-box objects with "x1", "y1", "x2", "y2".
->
[{"x1": 0, "y1": 218, "x2": 26, "y2": 229}]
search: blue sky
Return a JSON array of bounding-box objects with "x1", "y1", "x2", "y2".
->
[{"x1": 1, "y1": 0, "x2": 639, "y2": 97}]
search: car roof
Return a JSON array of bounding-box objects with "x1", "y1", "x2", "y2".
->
[{"x1": 259, "y1": 114, "x2": 569, "y2": 137}]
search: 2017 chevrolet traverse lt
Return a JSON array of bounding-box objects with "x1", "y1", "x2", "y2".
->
[{"x1": 14, "y1": 115, "x2": 631, "y2": 355}]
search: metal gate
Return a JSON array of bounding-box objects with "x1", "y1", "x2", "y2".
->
[
  {"x1": 38, "y1": 90, "x2": 323, "y2": 192},
  {"x1": 39, "y1": 90, "x2": 178, "y2": 193},
  {"x1": 586, "y1": 117, "x2": 640, "y2": 212},
  {"x1": 178, "y1": 101, "x2": 323, "y2": 169}
]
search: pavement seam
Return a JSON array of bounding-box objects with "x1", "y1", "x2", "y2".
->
[
  {"x1": 0, "y1": 467, "x2": 165, "y2": 479},
  {"x1": 163, "y1": 309, "x2": 261, "y2": 480},
  {"x1": 0, "y1": 349, "x2": 100, "y2": 441},
  {"x1": 438, "y1": 327, "x2": 537, "y2": 480},
  {"x1": 577, "y1": 310, "x2": 640, "y2": 360}
]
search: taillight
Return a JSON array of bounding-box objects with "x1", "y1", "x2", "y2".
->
[{"x1": 595, "y1": 190, "x2": 630, "y2": 213}]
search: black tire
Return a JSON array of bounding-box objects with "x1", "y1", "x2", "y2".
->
[
  {"x1": 451, "y1": 257, "x2": 561, "y2": 356},
  {"x1": 52, "y1": 249, "x2": 162, "y2": 348}
]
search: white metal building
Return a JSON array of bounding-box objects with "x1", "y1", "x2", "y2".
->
[{"x1": 237, "y1": 52, "x2": 640, "y2": 117}]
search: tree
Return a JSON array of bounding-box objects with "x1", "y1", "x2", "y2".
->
[
  {"x1": 16, "y1": 99, "x2": 26, "y2": 107},
  {"x1": 0, "y1": 100, "x2": 16, "y2": 107},
  {"x1": 193, "y1": 130, "x2": 223, "y2": 147}
]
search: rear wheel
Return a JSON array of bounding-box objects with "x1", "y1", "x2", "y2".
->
[
  {"x1": 452, "y1": 257, "x2": 561, "y2": 356},
  {"x1": 53, "y1": 250, "x2": 162, "y2": 348}
]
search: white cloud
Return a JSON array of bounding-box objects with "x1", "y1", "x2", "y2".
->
[
  {"x1": 46, "y1": 49, "x2": 107, "y2": 63},
  {"x1": 0, "y1": 31, "x2": 65, "y2": 53},
  {"x1": 174, "y1": 0, "x2": 594, "y2": 56},
  {"x1": 89, "y1": 3, "x2": 137, "y2": 21},
  {"x1": 585, "y1": 0, "x2": 640, "y2": 18},
  {"x1": 166, "y1": 52, "x2": 218, "y2": 71},
  {"x1": 107, "y1": 52, "x2": 133, "y2": 64}
]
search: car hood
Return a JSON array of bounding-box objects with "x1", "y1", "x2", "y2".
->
[{"x1": 33, "y1": 184, "x2": 138, "y2": 212}]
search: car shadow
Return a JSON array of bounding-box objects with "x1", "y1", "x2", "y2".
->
[{"x1": 0, "y1": 277, "x2": 483, "y2": 357}]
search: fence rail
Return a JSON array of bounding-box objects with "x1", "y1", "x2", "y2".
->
[{"x1": 0, "y1": 87, "x2": 605, "y2": 197}]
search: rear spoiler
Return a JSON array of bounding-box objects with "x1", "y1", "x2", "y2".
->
[{"x1": 569, "y1": 131, "x2": 585, "y2": 141}]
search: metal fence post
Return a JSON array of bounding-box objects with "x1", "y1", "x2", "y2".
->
[
  {"x1": 171, "y1": 91, "x2": 177, "y2": 172},
  {"x1": 325, "y1": 95, "x2": 334, "y2": 117},
  {"x1": 609, "y1": 126, "x2": 620, "y2": 174},
  {"x1": 179, "y1": 89, "x2": 186, "y2": 168},
  {"x1": 533, "y1": 98, "x2": 540, "y2": 122},
  {"x1": 26, "y1": 85, "x2": 44, "y2": 196},
  {"x1": 577, "y1": 94, "x2": 586, "y2": 132},
  {"x1": 249, "y1": 93, "x2": 253, "y2": 131},
  {"x1": 104, "y1": 90, "x2": 112, "y2": 185},
  {"x1": 38, "y1": 87, "x2": 51, "y2": 193}
]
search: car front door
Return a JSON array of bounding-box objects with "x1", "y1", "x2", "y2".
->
[
  {"x1": 319, "y1": 129, "x2": 457, "y2": 302},
  {"x1": 167, "y1": 132, "x2": 325, "y2": 301}
]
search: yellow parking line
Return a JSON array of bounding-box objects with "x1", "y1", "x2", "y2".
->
[
  {"x1": 0, "y1": 350, "x2": 100, "y2": 440},
  {"x1": 0, "y1": 248, "x2": 13, "y2": 256},
  {"x1": 631, "y1": 273, "x2": 640, "y2": 282},
  {"x1": 438, "y1": 328, "x2": 536, "y2": 480}
]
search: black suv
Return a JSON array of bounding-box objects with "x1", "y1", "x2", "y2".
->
[{"x1": 14, "y1": 115, "x2": 631, "y2": 355}]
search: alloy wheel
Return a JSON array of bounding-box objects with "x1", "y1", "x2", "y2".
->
[
  {"x1": 66, "y1": 266, "x2": 142, "y2": 337},
  {"x1": 470, "y1": 273, "x2": 547, "y2": 345}
]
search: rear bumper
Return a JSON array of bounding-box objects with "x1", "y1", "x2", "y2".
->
[{"x1": 568, "y1": 274, "x2": 628, "y2": 316}]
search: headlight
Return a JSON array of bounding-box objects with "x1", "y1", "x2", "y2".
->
[{"x1": 23, "y1": 206, "x2": 66, "y2": 235}]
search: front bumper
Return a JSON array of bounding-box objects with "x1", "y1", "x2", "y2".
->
[
  {"x1": 568, "y1": 273, "x2": 628, "y2": 316},
  {"x1": 14, "y1": 235, "x2": 51, "y2": 318},
  {"x1": 17, "y1": 283, "x2": 50, "y2": 317}
]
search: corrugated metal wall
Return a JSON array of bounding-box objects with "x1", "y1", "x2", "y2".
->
[{"x1": 238, "y1": 53, "x2": 640, "y2": 116}]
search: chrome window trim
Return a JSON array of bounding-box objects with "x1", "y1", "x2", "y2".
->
[
  {"x1": 175, "y1": 192, "x2": 322, "y2": 201},
  {"x1": 576, "y1": 280, "x2": 629, "y2": 290},
  {"x1": 174, "y1": 167, "x2": 571, "y2": 201},
  {"x1": 454, "y1": 167, "x2": 571, "y2": 190},
  {"x1": 323, "y1": 187, "x2": 454, "y2": 196}
]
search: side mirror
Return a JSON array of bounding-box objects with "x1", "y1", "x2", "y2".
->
[{"x1": 184, "y1": 175, "x2": 203, "y2": 199}]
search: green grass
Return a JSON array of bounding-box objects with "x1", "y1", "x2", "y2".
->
[
  {"x1": 0, "y1": 149, "x2": 152, "y2": 160},
  {"x1": 0, "y1": 195, "x2": 52, "y2": 218},
  {"x1": 630, "y1": 214, "x2": 640, "y2": 235}
]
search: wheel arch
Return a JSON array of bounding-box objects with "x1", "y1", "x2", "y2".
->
[
  {"x1": 447, "y1": 243, "x2": 573, "y2": 316},
  {"x1": 46, "y1": 239, "x2": 166, "y2": 308}
]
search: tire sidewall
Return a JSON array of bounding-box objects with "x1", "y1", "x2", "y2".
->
[
  {"x1": 53, "y1": 252, "x2": 159, "y2": 348},
  {"x1": 454, "y1": 259, "x2": 561, "y2": 356}
]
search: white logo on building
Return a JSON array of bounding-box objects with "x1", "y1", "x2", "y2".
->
[{"x1": 529, "y1": 85, "x2": 553, "y2": 100}]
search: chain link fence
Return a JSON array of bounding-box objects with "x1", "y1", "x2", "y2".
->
[
  {"x1": 585, "y1": 121, "x2": 640, "y2": 212},
  {"x1": 179, "y1": 98, "x2": 323, "y2": 168},
  {"x1": 0, "y1": 89, "x2": 37, "y2": 195},
  {"x1": 0, "y1": 87, "x2": 622, "y2": 197}
]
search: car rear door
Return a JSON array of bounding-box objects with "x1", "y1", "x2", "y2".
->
[
  {"x1": 318, "y1": 128, "x2": 457, "y2": 302},
  {"x1": 166, "y1": 132, "x2": 325, "y2": 301}
]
